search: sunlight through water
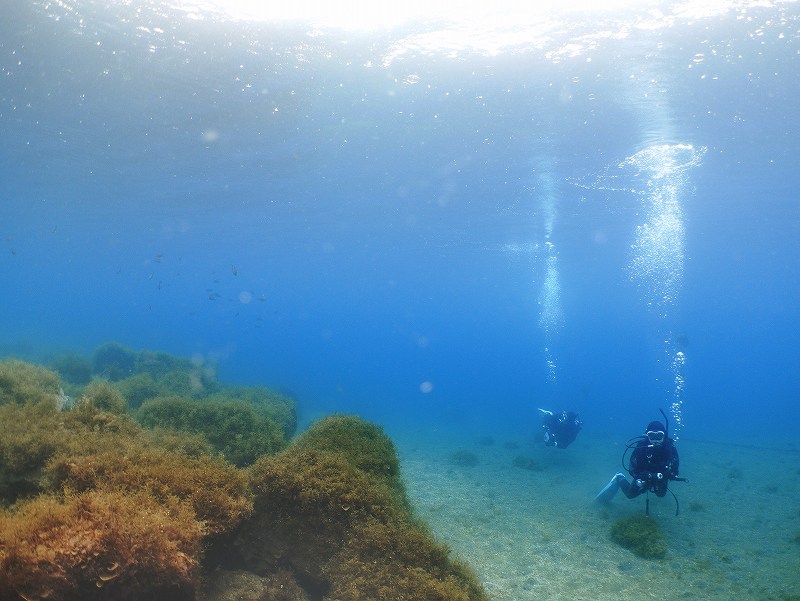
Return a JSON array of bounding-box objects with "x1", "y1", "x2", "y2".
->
[{"x1": 176, "y1": 0, "x2": 683, "y2": 28}]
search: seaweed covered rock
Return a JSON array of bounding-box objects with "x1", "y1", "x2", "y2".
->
[
  {"x1": 290, "y1": 414, "x2": 408, "y2": 510},
  {"x1": 0, "y1": 490, "x2": 203, "y2": 601},
  {"x1": 327, "y1": 518, "x2": 487, "y2": 601},
  {"x1": 112, "y1": 368, "x2": 203, "y2": 410},
  {"x1": 87, "y1": 343, "x2": 296, "y2": 424},
  {"x1": 206, "y1": 386, "x2": 297, "y2": 439},
  {"x1": 48, "y1": 353, "x2": 93, "y2": 385},
  {"x1": 0, "y1": 399, "x2": 176, "y2": 508},
  {"x1": 1, "y1": 385, "x2": 253, "y2": 518},
  {"x1": 0, "y1": 385, "x2": 150, "y2": 507},
  {"x1": 92, "y1": 342, "x2": 136, "y2": 381},
  {"x1": 610, "y1": 514, "x2": 667, "y2": 559},
  {"x1": 134, "y1": 350, "x2": 194, "y2": 379},
  {"x1": 80, "y1": 379, "x2": 128, "y2": 414},
  {"x1": 134, "y1": 350, "x2": 219, "y2": 397},
  {"x1": 0, "y1": 359, "x2": 63, "y2": 408},
  {"x1": 0, "y1": 356, "x2": 488, "y2": 601},
  {"x1": 202, "y1": 568, "x2": 310, "y2": 601},
  {"x1": 137, "y1": 396, "x2": 287, "y2": 467},
  {"x1": 89, "y1": 343, "x2": 218, "y2": 405},
  {"x1": 228, "y1": 415, "x2": 489, "y2": 601},
  {"x1": 112, "y1": 372, "x2": 161, "y2": 410},
  {"x1": 233, "y1": 448, "x2": 399, "y2": 593},
  {"x1": 0, "y1": 402, "x2": 68, "y2": 504},
  {"x1": 0, "y1": 362, "x2": 257, "y2": 601},
  {"x1": 46, "y1": 446, "x2": 253, "y2": 536}
]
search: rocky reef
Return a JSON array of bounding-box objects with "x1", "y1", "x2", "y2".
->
[{"x1": 0, "y1": 347, "x2": 489, "y2": 601}]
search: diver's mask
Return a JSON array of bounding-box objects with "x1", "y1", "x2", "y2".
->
[{"x1": 646, "y1": 430, "x2": 665, "y2": 445}]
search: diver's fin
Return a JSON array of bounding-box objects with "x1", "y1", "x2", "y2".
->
[
  {"x1": 537, "y1": 408, "x2": 553, "y2": 416},
  {"x1": 595, "y1": 473, "x2": 625, "y2": 503}
]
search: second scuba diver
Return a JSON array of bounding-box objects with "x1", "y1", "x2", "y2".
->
[
  {"x1": 538, "y1": 408, "x2": 582, "y2": 449},
  {"x1": 595, "y1": 409, "x2": 683, "y2": 511}
]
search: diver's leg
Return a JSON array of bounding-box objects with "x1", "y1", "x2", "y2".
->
[
  {"x1": 620, "y1": 477, "x2": 645, "y2": 499},
  {"x1": 595, "y1": 473, "x2": 625, "y2": 502}
]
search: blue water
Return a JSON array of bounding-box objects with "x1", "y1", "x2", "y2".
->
[{"x1": 2, "y1": 1, "x2": 798, "y2": 443}]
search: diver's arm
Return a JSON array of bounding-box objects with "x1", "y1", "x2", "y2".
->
[{"x1": 629, "y1": 448, "x2": 646, "y2": 480}]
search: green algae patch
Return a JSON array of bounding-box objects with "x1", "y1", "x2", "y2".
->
[
  {"x1": 327, "y1": 517, "x2": 488, "y2": 601},
  {"x1": 290, "y1": 414, "x2": 407, "y2": 508},
  {"x1": 48, "y1": 353, "x2": 92, "y2": 385},
  {"x1": 610, "y1": 514, "x2": 667, "y2": 559},
  {"x1": 232, "y1": 415, "x2": 490, "y2": 601},
  {"x1": 137, "y1": 395, "x2": 287, "y2": 468},
  {"x1": 0, "y1": 359, "x2": 63, "y2": 409},
  {"x1": 206, "y1": 386, "x2": 297, "y2": 439},
  {"x1": 80, "y1": 379, "x2": 128, "y2": 414},
  {"x1": 92, "y1": 341, "x2": 137, "y2": 381}
]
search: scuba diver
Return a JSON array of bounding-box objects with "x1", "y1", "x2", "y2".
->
[
  {"x1": 595, "y1": 409, "x2": 685, "y2": 514},
  {"x1": 538, "y1": 408, "x2": 582, "y2": 449}
]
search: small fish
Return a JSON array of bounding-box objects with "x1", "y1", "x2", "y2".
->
[
  {"x1": 208, "y1": 292, "x2": 221, "y2": 300},
  {"x1": 231, "y1": 264, "x2": 238, "y2": 276},
  {"x1": 10, "y1": 248, "x2": 16, "y2": 255}
]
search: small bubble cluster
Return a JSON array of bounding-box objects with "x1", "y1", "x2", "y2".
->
[
  {"x1": 544, "y1": 348, "x2": 558, "y2": 385},
  {"x1": 538, "y1": 252, "x2": 563, "y2": 333},
  {"x1": 669, "y1": 349, "x2": 686, "y2": 440}
]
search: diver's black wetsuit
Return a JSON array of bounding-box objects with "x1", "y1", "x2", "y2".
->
[
  {"x1": 542, "y1": 410, "x2": 582, "y2": 449},
  {"x1": 620, "y1": 438, "x2": 680, "y2": 498}
]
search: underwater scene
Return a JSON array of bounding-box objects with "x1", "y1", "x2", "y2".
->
[{"x1": 1, "y1": 1, "x2": 799, "y2": 600}]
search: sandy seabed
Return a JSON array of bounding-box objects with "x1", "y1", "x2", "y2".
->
[{"x1": 394, "y1": 429, "x2": 800, "y2": 601}]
